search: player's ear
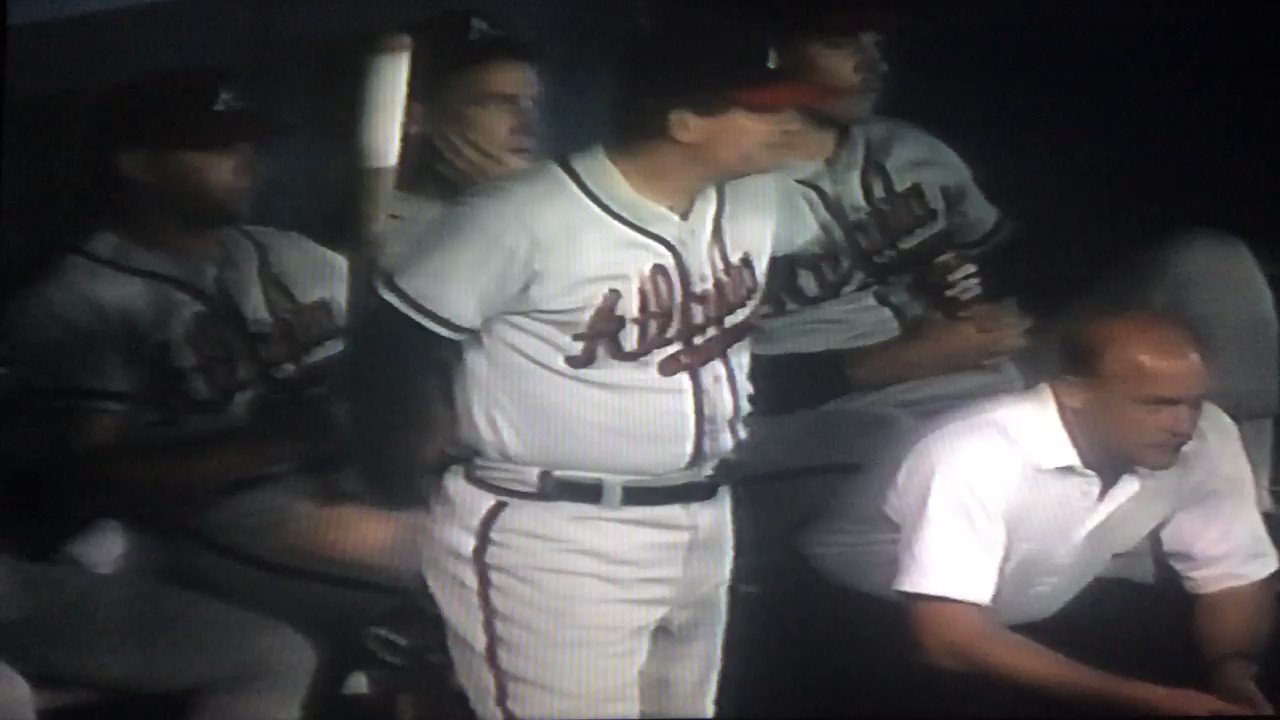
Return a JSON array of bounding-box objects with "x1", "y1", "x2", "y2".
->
[{"x1": 667, "y1": 108, "x2": 707, "y2": 145}]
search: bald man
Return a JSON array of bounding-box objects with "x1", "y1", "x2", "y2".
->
[{"x1": 796, "y1": 312, "x2": 1278, "y2": 715}]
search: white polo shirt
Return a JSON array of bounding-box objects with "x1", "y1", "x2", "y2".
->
[
  {"x1": 804, "y1": 384, "x2": 1278, "y2": 626},
  {"x1": 376, "y1": 146, "x2": 820, "y2": 477}
]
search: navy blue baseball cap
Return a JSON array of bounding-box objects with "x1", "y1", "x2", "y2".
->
[
  {"x1": 96, "y1": 67, "x2": 287, "y2": 152},
  {"x1": 616, "y1": 6, "x2": 835, "y2": 113},
  {"x1": 770, "y1": 1, "x2": 905, "y2": 45}
]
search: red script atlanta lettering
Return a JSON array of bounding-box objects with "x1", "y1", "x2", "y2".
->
[{"x1": 564, "y1": 255, "x2": 759, "y2": 376}]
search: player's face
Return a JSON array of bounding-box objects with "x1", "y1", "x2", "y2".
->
[
  {"x1": 148, "y1": 142, "x2": 257, "y2": 227},
  {"x1": 438, "y1": 59, "x2": 542, "y2": 176},
  {"x1": 790, "y1": 31, "x2": 887, "y2": 122},
  {"x1": 1078, "y1": 351, "x2": 1209, "y2": 472},
  {"x1": 696, "y1": 107, "x2": 804, "y2": 179}
]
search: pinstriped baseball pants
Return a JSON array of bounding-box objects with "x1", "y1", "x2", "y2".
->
[{"x1": 423, "y1": 466, "x2": 733, "y2": 720}]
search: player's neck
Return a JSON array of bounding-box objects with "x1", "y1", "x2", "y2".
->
[
  {"x1": 605, "y1": 143, "x2": 714, "y2": 219},
  {"x1": 115, "y1": 209, "x2": 224, "y2": 264},
  {"x1": 1059, "y1": 405, "x2": 1131, "y2": 487}
]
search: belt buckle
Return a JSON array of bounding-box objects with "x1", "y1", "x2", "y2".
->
[
  {"x1": 540, "y1": 471, "x2": 625, "y2": 508},
  {"x1": 598, "y1": 480, "x2": 624, "y2": 508},
  {"x1": 540, "y1": 471, "x2": 624, "y2": 504}
]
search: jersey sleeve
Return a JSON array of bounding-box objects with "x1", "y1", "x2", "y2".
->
[
  {"x1": 1159, "y1": 406, "x2": 1279, "y2": 594},
  {"x1": 2, "y1": 280, "x2": 143, "y2": 411},
  {"x1": 375, "y1": 185, "x2": 536, "y2": 340},
  {"x1": 865, "y1": 119, "x2": 1009, "y2": 254},
  {"x1": 906, "y1": 126, "x2": 1006, "y2": 253},
  {"x1": 890, "y1": 427, "x2": 1012, "y2": 606}
]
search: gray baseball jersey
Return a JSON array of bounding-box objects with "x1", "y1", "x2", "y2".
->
[
  {"x1": 4, "y1": 226, "x2": 347, "y2": 437},
  {"x1": 756, "y1": 116, "x2": 1006, "y2": 355},
  {"x1": 751, "y1": 116, "x2": 1022, "y2": 417}
]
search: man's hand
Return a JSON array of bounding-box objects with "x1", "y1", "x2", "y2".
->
[
  {"x1": 907, "y1": 302, "x2": 1031, "y2": 372},
  {"x1": 432, "y1": 128, "x2": 530, "y2": 187},
  {"x1": 906, "y1": 598, "x2": 1253, "y2": 717},
  {"x1": 839, "y1": 301, "x2": 1031, "y2": 388},
  {"x1": 1129, "y1": 685, "x2": 1255, "y2": 716},
  {"x1": 1208, "y1": 659, "x2": 1275, "y2": 715}
]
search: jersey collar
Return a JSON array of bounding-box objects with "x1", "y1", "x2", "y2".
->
[{"x1": 570, "y1": 145, "x2": 716, "y2": 232}]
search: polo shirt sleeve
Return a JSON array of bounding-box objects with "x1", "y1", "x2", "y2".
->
[
  {"x1": 375, "y1": 182, "x2": 536, "y2": 340},
  {"x1": 1159, "y1": 405, "x2": 1279, "y2": 594},
  {"x1": 890, "y1": 426, "x2": 1013, "y2": 606}
]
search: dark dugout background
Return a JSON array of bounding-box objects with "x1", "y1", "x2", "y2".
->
[{"x1": 3, "y1": 0, "x2": 1277, "y2": 318}]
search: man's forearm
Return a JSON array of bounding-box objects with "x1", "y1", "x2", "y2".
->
[
  {"x1": 1194, "y1": 579, "x2": 1276, "y2": 675},
  {"x1": 841, "y1": 336, "x2": 939, "y2": 388},
  {"x1": 912, "y1": 602, "x2": 1162, "y2": 711}
]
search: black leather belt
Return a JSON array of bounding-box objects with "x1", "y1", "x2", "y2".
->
[{"x1": 464, "y1": 469, "x2": 721, "y2": 507}]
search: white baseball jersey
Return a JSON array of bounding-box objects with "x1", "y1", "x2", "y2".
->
[
  {"x1": 3, "y1": 226, "x2": 347, "y2": 438},
  {"x1": 804, "y1": 384, "x2": 1279, "y2": 626},
  {"x1": 376, "y1": 145, "x2": 816, "y2": 477},
  {"x1": 754, "y1": 116, "x2": 1006, "y2": 357}
]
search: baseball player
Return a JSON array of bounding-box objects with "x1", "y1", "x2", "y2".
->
[
  {"x1": 0, "y1": 67, "x2": 436, "y2": 660},
  {"x1": 715, "y1": 4, "x2": 1023, "y2": 587},
  {"x1": 355, "y1": 16, "x2": 546, "y2": 496},
  {"x1": 751, "y1": 5, "x2": 1028, "y2": 422},
  {"x1": 724, "y1": 3, "x2": 1278, "y2": 581},
  {"x1": 381, "y1": 13, "x2": 543, "y2": 270},
  {"x1": 360, "y1": 11, "x2": 834, "y2": 718},
  {"x1": 758, "y1": 1, "x2": 1275, "y2": 461}
]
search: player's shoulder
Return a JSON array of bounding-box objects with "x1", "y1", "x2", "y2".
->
[
  {"x1": 855, "y1": 115, "x2": 971, "y2": 170},
  {"x1": 440, "y1": 160, "x2": 570, "y2": 227},
  {"x1": 42, "y1": 231, "x2": 149, "y2": 296},
  {"x1": 234, "y1": 225, "x2": 346, "y2": 265},
  {"x1": 910, "y1": 388, "x2": 1044, "y2": 468},
  {"x1": 5, "y1": 233, "x2": 143, "y2": 329}
]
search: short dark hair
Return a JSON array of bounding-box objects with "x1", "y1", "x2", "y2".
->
[
  {"x1": 405, "y1": 20, "x2": 540, "y2": 105},
  {"x1": 606, "y1": 88, "x2": 734, "y2": 148},
  {"x1": 604, "y1": 7, "x2": 792, "y2": 148}
]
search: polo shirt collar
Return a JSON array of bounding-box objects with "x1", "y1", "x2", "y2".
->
[{"x1": 1025, "y1": 383, "x2": 1089, "y2": 473}]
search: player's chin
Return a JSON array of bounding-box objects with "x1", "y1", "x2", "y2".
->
[{"x1": 824, "y1": 94, "x2": 879, "y2": 123}]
